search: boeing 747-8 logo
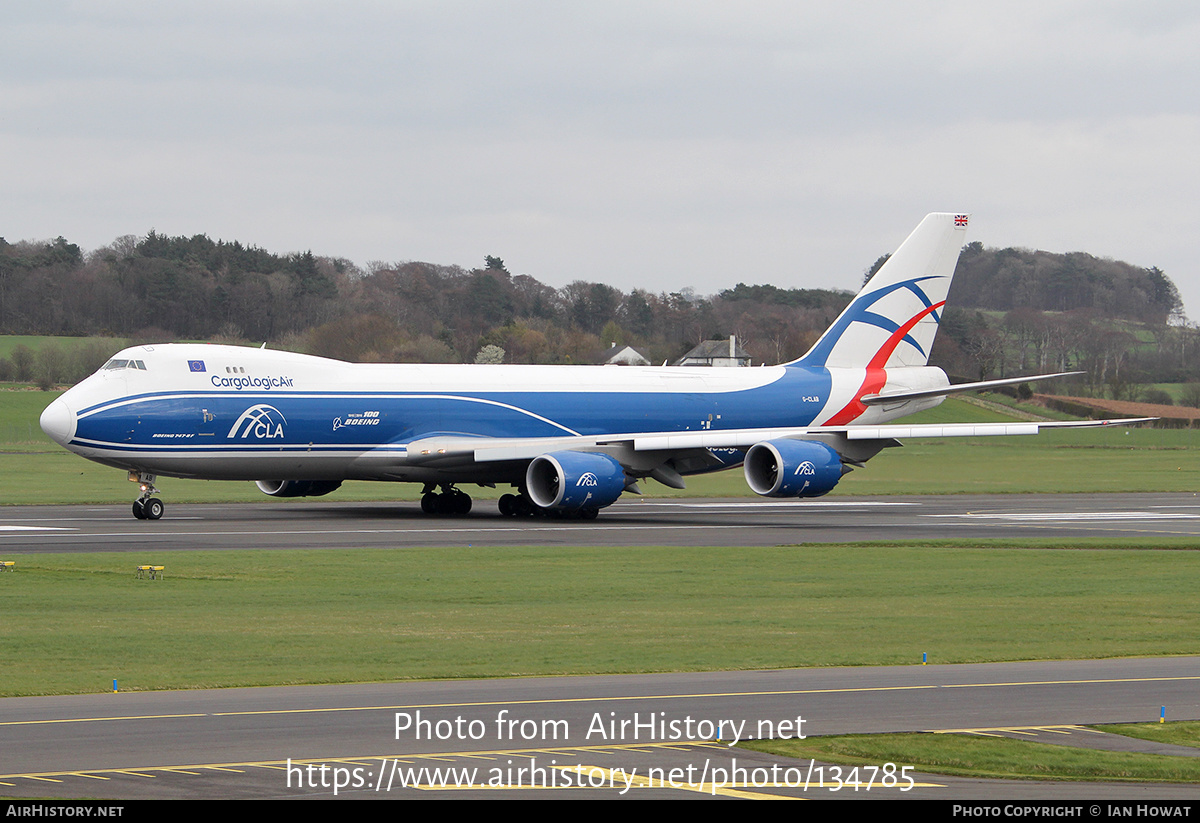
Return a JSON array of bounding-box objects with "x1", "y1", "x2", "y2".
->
[
  {"x1": 228, "y1": 405, "x2": 288, "y2": 439},
  {"x1": 332, "y1": 411, "x2": 381, "y2": 431}
]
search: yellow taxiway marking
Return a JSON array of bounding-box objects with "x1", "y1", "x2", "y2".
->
[
  {"x1": 2, "y1": 742, "x2": 949, "y2": 797},
  {"x1": 941, "y1": 677, "x2": 1200, "y2": 689},
  {"x1": 413, "y1": 764, "x2": 941, "y2": 796},
  {"x1": 933, "y1": 724, "x2": 1098, "y2": 736},
  {"x1": 0, "y1": 741, "x2": 723, "y2": 782},
  {"x1": 209, "y1": 686, "x2": 938, "y2": 717},
  {"x1": 8, "y1": 675, "x2": 1200, "y2": 729},
  {"x1": 211, "y1": 673, "x2": 1200, "y2": 718},
  {"x1": 413, "y1": 768, "x2": 798, "y2": 798},
  {"x1": 0, "y1": 712, "x2": 206, "y2": 727}
]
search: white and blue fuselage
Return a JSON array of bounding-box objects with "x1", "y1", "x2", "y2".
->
[
  {"x1": 40, "y1": 345, "x2": 947, "y2": 484},
  {"x1": 41, "y1": 214, "x2": 1133, "y2": 519}
]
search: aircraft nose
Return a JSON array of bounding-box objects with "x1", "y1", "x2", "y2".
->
[{"x1": 40, "y1": 398, "x2": 76, "y2": 446}]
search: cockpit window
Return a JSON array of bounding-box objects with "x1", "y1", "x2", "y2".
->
[{"x1": 103, "y1": 359, "x2": 148, "y2": 371}]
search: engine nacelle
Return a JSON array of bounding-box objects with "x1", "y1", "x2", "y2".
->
[
  {"x1": 743, "y1": 439, "x2": 843, "y2": 498},
  {"x1": 255, "y1": 480, "x2": 343, "y2": 498},
  {"x1": 526, "y1": 451, "x2": 627, "y2": 511}
]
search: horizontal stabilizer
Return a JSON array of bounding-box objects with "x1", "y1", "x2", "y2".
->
[{"x1": 860, "y1": 371, "x2": 1083, "y2": 406}]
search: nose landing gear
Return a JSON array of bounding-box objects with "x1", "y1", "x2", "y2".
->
[{"x1": 129, "y1": 471, "x2": 164, "y2": 520}]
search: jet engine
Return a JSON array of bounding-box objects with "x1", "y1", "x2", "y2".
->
[
  {"x1": 526, "y1": 451, "x2": 627, "y2": 512},
  {"x1": 743, "y1": 439, "x2": 844, "y2": 498},
  {"x1": 255, "y1": 480, "x2": 343, "y2": 498}
]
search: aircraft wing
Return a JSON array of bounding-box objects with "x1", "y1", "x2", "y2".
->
[
  {"x1": 628, "y1": 417, "x2": 1154, "y2": 449},
  {"x1": 406, "y1": 417, "x2": 1155, "y2": 467}
]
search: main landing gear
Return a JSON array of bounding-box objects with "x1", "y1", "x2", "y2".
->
[
  {"x1": 129, "y1": 471, "x2": 164, "y2": 520},
  {"x1": 420, "y1": 484, "x2": 472, "y2": 516}
]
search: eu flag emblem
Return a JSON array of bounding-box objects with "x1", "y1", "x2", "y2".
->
[{"x1": 188, "y1": 360, "x2": 206, "y2": 373}]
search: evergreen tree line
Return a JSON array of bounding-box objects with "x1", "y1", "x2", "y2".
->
[{"x1": 0, "y1": 232, "x2": 1196, "y2": 402}]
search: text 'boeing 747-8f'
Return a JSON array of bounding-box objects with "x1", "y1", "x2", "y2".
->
[{"x1": 39, "y1": 213, "x2": 1150, "y2": 520}]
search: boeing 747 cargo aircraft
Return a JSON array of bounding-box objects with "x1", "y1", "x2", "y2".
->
[{"x1": 39, "y1": 214, "x2": 1146, "y2": 520}]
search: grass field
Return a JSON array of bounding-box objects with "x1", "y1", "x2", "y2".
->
[
  {"x1": 0, "y1": 335, "x2": 128, "y2": 360},
  {"x1": 3, "y1": 539, "x2": 1199, "y2": 697}
]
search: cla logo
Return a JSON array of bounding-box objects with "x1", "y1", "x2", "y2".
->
[
  {"x1": 576, "y1": 472, "x2": 599, "y2": 487},
  {"x1": 793, "y1": 461, "x2": 816, "y2": 476},
  {"x1": 227, "y1": 404, "x2": 287, "y2": 439}
]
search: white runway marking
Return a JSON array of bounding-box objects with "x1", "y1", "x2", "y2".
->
[
  {"x1": 0, "y1": 524, "x2": 751, "y2": 540},
  {"x1": 618, "y1": 501, "x2": 917, "y2": 509},
  {"x1": 0, "y1": 516, "x2": 202, "y2": 523},
  {"x1": 926, "y1": 512, "x2": 1200, "y2": 521},
  {"x1": 0, "y1": 525, "x2": 76, "y2": 531}
]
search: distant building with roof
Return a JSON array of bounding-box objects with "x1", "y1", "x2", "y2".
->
[
  {"x1": 674, "y1": 336, "x2": 751, "y2": 367},
  {"x1": 598, "y1": 343, "x2": 652, "y2": 366}
]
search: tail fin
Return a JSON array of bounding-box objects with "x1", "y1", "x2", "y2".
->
[{"x1": 791, "y1": 213, "x2": 970, "y2": 369}]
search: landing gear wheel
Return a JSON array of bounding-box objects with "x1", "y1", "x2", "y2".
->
[
  {"x1": 452, "y1": 491, "x2": 472, "y2": 515},
  {"x1": 143, "y1": 498, "x2": 164, "y2": 520},
  {"x1": 420, "y1": 486, "x2": 473, "y2": 516},
  {"x1": 498, "y1": 493, "x2": 516, "y2": 516},
  {"x1": 129, "y1": 472, "x2": 164, "y2": 521}
]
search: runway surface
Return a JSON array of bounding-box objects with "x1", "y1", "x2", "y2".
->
[
  {"x1": 3, "y1": 658, "x2": 1200, "y2": 800},
  {"x1": 1, "y1": 492, "x2": 1199, "y2": 552},
  {"x1": 3, "y1": 493, "x2": 1199, "y2": 799}
]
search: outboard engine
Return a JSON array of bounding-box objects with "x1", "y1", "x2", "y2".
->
[
  {"x1": 526, "y1": 451, "x2": 627, "y2": 512},
  {"x1": 743, "y1": 439, "x2": 844, "y2": 498},
  {"x1": 255, "y1": 480, "x2": 343, "y2": 498}
]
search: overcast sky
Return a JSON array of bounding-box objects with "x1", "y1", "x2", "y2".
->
[{"x1": 5, "y1": 1, "x2": 1198, "y2": 318}]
